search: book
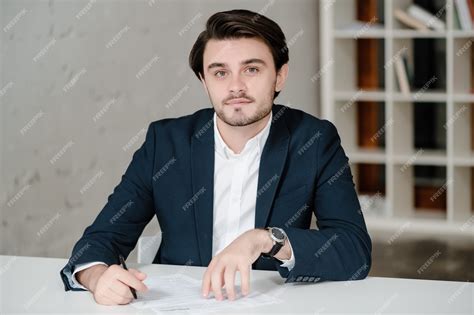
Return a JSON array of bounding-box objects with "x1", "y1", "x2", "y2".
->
[
  {"x1": 402, "y1": 54, "x2": 414, "y2": 86},
  {"x1": 415, "y1": 185, "x2": 446, "y2": 210},
  {"x1": 412, "y1": 1, "x2": 441, "y2": 152},
  {"x1": 394, "y1": 9, "x2": 429, "y2": 30},
  {"x1": 466, "y1": 0, "x2": 474, "y2": 24},
  {"x1": 395, "y1": 53, "x2": 410, "y2": 94},
  {"x1": 407, "y1": 4, "x2": 446, "y2": 30},
  {"x1": 356, "y1": 0, "x2": 384, "y2": 196},
  {"x1": 455, "y1": 0, "x2": 473, "y2": 30},
  {"x1": 471, "y1": 169, "x2": 474, "y2": 213},
  {"x1": 471, "y1": 105, "x2": 474, "y2": 151},
  {"x1": 471, "y1": 45, "x2": 474, "y2": 151},
  {"x1": 453, "y1": 4, "x2": 463, "y2": 29},
  {"x1": 356, "y1": 0, "x2": 380, "y2": 147}
]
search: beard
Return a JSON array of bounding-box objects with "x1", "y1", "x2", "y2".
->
[
  {"x1": 214, "y1": 101, "x2": 272, "y2": 127},
  {"x1": 211, "y1": 84, "x2": 275, "y2": 127}
]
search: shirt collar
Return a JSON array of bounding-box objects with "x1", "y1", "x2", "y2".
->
[{"x1": 213, "y1": 111, "x2": 272, "y2": 159}]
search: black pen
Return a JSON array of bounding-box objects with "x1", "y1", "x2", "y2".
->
[{"x1": 119, "y1": 254, "x2": 138, "y2": 299}]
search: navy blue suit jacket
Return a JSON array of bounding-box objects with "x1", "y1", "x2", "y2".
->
[{"x1": 60, "y1": 104, "x2": 371, "y2": 290}]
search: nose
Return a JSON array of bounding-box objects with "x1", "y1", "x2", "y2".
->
[{"x1": 228, "y1": 73, "x2": 247, "y2": 95}]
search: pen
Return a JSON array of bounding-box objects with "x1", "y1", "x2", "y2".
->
[{"x1": 119, "y1": 254, "x2": 138, "y2": 299}]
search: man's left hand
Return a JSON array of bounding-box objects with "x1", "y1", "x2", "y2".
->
[{"x1": 201, "y1": 228, "x2": 291, "y2": 301}]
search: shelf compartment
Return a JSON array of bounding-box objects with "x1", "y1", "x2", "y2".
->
[
  {"x1": 391, "y1": 37, "x2": 447, "y2": 94},
  {"x1": 354, "y1": 162, "x2": 387, "y2": 217},
  {"x1": 452, "y1": 37, "x2": 473, "y2": 94},
  {"x1": 332, "y1": 0, "x2": 385, "y2": 31},
  {"x1": 414, "y1": 165, "x2": 447, "y2": 215},
  {"x1": 390, "y1": 0, "x2": 448, "y2": 32},
  {"x1": 335, "y1": 101, "x2": 387, "y2": 152},
  {"x1": 334, "y1": 38, "x2": 386, "y2": 91},
  {"x1": 354, "y1": 162, "x2": 386, "y2": 194},
  {"x1": 451, "y1": 103, "x2": 473, "y2": 162},
  {"x1": 450, "y1": 166, "x2": 474, "y2": 222},
  {"x1": 391, "y1": 164, "x2": 448, "y2": 219},
  {"x1": 392, "y1": 102, "x2": 447, "y2": 156}
]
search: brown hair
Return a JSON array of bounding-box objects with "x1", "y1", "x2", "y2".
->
[{"x1": 189, "y1": 9, "x2": 289, "y2": 99}]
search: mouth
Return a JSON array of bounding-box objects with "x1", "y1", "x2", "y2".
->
[{"x1": 225, "y1": 98, "x2": 253, "y2": 106}]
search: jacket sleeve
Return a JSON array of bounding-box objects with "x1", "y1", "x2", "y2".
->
[
  {"x1": 275, "y1": 120, "x2": 372, "y2": 283},
  {"x1": 60, "y1": 123, "x2": 157, "y2": 291}
]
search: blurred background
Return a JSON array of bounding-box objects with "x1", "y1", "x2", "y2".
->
[{"x1": 1, "y1": 0, "x2": 472, "y2": 282}]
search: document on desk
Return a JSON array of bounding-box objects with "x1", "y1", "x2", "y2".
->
[{"x1": 131, "y1": 273, "x2": 281, "y2": 314}]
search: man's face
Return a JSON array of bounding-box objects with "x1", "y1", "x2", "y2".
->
[{"x1": 200, "y1": 37, "x2": 287, "y2": 127}]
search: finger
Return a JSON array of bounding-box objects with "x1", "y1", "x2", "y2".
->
[
  {"x1": 211, "y1": 264, "x2": 225, "y2": 301},
  {"x1": 129, "y1": 268, "x2": 147, "y2": 281},
  {"x1": 201, "y1": 267, "x2": 212, "y2": 298},
  {"x1": 103, "y1": 284, "x2": 133, "y2": 305},
  {"x1": 224, "y1": 267, "x2": 237, "y2": 300},
  {"x1": 94, "y1": 294, "x2": 116, "y2": 306},
  {"x1": 115, "y1": 269, "x2": 148, "y2": 292},
  {"x1": 239, "y1": 264, "x2": 250, "y2": 296},
  {"x1": 109, "y1": 281, "x2": 134, "y2": 300}
]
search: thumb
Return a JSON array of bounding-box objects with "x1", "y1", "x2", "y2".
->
[{"x1": 129, "y1": 268, "x2": 147, "y2": 281}]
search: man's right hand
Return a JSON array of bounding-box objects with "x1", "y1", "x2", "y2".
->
[{"x1": 76, "y1": 264, "x2": 148, "y2": 305}]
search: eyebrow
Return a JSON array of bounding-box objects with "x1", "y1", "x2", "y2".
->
[{"x1": 206, "y1": 58, "x2": 267, "y2": 71}]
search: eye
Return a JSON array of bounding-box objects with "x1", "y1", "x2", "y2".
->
[
  {"x1": 214, "y1": 70, "x2": 227, "y2": 78},
  {"x1": 245, "y1": 67, "x2": 259, "y2": 74}
]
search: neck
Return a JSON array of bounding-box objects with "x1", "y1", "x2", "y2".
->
[{"x1": 216, "y1": 112, "x2": 271, "y2": 154}]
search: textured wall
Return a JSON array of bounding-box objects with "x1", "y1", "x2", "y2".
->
[{"x1": 0, "y1": 0, "x2": 320, "y2": 261}]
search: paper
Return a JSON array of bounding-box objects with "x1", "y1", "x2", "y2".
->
[{"x1": 131, "y1": 273, "x2": 281, "y2": 314}]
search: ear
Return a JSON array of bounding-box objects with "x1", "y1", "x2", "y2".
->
[
  {"x1": 199, "y1": 73, "x2": 209, "y2": 97},
  {"x1": 275, "y1": 63, "x2": 289, "y2": 93}
]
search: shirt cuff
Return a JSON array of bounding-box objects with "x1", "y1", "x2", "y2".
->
[
  {"x1": 70, "y1": 261, "x2": 107, "y2": 290},
  {"x1": 278, "y1": 239, "x2": 295, "y2": 271}
]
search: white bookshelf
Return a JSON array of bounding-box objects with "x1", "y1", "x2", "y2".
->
[{"x1": 320, "y1": 0, "x2": 474, "y2": 237}]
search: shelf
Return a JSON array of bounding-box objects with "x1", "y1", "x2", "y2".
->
[
  {"x1": 347, "y1": 148, "x2": 386, "y2": 163},
  {"x1": 393, "y1": 150, "x2": 448, "y2": 166},
  {"x1": 391, "y1": 30, "x2": 447, "y2": 38},
  {"x1": 451, "y1": 30, "x2": 474, "y2": 38},
  {"x1": 334, "y1": 29, "x2": 386, "y2": 39},
  {"x1": 453, "y1": 153, "x2": 474, "y2": 166},
  {"x1": 392, "y1": 91, "x2": 448, "y2": 102},
  {"x1": 412, "y1": 208, "x2": 447, "y2": 220},
  {"x1": 336, "y1": 91, "x2": 452, "y2": 103},
  {"x1": 452, "y1": 94, "x2": 474, "y2": 103},
  {"x1": 321, "y1": 0, "x2": 473, "y2": 239},
  {"x1": 365, "y1": 215, "x2": 474, "y2": 237},
  {"x1": 334, "y1": 90, "x2": 386, "y2": 102}
]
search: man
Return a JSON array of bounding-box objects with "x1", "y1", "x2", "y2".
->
[{"x1": 60, "y1": 9, "x2": 372, "y2": 305}]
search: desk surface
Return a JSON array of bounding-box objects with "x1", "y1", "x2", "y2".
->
[{"x1": 0, "y1": 255, "x2": 472, "y2": 314}]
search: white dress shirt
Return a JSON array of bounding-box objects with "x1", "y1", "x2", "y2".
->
[{"x1": 69, "y1": 111, "x2": 294, "y2": 290}]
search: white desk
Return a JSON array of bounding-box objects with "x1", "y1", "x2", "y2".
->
[{"x1": 0, "y1": 255, "x2": 472, "y2": 314}]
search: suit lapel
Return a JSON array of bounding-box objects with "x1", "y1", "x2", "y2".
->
[
  {"x1": 255, "y1": 105, "x2": 290, "y2": 228},
  {"x1": 191, "y1": 111, "x2": 215, "y2": 266}
]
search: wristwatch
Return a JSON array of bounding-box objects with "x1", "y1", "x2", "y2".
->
[{"x1": 262, "y1": 227, "x2": 288, "y2": 258}]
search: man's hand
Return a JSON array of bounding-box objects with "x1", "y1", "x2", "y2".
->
[
  {"x1": 77, "y1": 264, "x2": 148, "y2": 305},
  {"x1": 201, "y1": 228, "x2": 291, "y2": 301}
]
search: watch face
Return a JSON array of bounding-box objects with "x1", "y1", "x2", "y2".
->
[{"x1": 272, "y1": 228, "x2": 285, "y2": 241}]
